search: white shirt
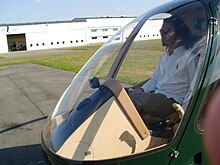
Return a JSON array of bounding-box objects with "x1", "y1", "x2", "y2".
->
[{"x1": 141, "y1": 46, "x2": 199, "y2": 105}]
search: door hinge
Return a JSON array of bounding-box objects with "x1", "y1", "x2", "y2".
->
[
  {"x1": 170, "y1": 150, "x2": 180, "y2": 158},
  {"x1": 209, "y1": 17, "x2": 218, "y2": 25}
]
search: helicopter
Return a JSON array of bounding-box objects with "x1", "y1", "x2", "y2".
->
[{"x1": 41, "y1": 0, "x2": 220, "y2": 164}]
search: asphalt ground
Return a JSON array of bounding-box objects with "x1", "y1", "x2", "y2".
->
[{"x1": 0, "y1": 50, "x2": 78, "y2": 164}]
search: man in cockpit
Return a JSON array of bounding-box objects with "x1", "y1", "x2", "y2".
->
[{"x1": 129, "y1": 17, "x2": 199, "y2": 126}]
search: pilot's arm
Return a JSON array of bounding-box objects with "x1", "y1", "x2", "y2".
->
[
  {"x1": 182, "y1": 54, "x2": 199, "y2": 109},
  {"x1": 188, "y1": 55, "x2": 199, "y2": 82},
  {"x1": 141, "y1": 58, "x2": 161, "y2": 93}
]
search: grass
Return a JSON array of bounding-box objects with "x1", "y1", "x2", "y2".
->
[
  {"x1": 0, "y1": 40, "x2": 164, "y2": 84},
  {"x1": 0, "y1": 52, "x2": 94, "y2": 72},
  {"x1": 0, "y1": 44, "x2": 100, "y2": 70},
  {"x1": 61, "y1": 43, "x2": 102, "y2": 51},
  {"x1": 105, "y1": 39, "x2": 164, "y2": 84},
  {"x1": 31, "y1": 52, "x2": 92, "y2": 72},
  {"x1": 0, "y1": 59, "x2": 32, "y2": 67}
]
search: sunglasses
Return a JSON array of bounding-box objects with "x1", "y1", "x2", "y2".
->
[{"x1": 160, "y1": 28, "x2": 173, "y2": 35}]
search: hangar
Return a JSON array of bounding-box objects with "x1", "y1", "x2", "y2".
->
[{"x1": 0, "y1": 17, "x2": 161, "y2": 54}]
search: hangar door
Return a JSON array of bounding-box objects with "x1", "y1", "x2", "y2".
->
[{"x1": 7, "y1": 34, "x2": 27, "y2": 51}]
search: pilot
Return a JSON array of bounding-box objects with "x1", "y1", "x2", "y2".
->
[{"x1": 129, "y1": 16, "x2": 199, "y2": 127}]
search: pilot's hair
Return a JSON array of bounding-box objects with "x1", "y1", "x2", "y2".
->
[{"x1": 164, "y1": 17, "x2": 192, "y2": 48}]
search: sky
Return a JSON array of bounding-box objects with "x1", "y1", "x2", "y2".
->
[{"x1": 0, "y1": 0, "x2": 172, "y2": 24}]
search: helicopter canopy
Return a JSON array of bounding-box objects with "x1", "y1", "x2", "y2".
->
[{"x1": 44, "y1": 0, "x2": 210, "y2": 161}]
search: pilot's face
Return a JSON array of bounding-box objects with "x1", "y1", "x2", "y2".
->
[{"x1": 160, "y1": 21, "x2": 176, "y2": 47}]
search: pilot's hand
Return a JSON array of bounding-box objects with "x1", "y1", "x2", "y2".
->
[
  {"x1": 128, "y1": 87, "x2": 144, "y2": 93},
  {"x1": 166, "y1": 112, "x2": 180, "y2": 127}
]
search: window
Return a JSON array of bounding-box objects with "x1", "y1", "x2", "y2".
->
[
  {"x1": 30, "y1": 44, "x2": 33, "y2": 47},
  {"x1": 36, "y1": 43, "x2": 39, "y2": 46},
  {"x1": 103, "y1": 36, "x2": 108, "y2": 39},
  {"x1": 91, "y1": 29, "x2": 97, "y2": 32},
  {"x1": 42, "y1": 43, "x2": 45, "y2": 46},
  {"x1": 113, "y1": 28, "x2": 118, "y2": 31},
  {"x1": 197, "y1": 55, "x2": 220, "y2": 131},
  {"x1": 92, "y1": 37, "x2": 97, "y2": 40},
  {"x1": 197, "y1": 77, "x2": 220, "y2": 131},
  {"x1": 51, "y1": 42, "x2": 53, "y2": 45},
  {"x1": 103, "y1": 29, "x2": 108, "y2": 32}
]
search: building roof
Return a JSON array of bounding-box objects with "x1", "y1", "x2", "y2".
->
[{"x1": 0, "y1": 16, "x2": 136, "y2": 27}]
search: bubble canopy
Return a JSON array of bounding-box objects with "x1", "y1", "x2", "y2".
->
[{"x1": 41, "y1": 0, "x2": 209, "y2": 163}]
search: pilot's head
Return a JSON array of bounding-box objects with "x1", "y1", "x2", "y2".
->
[
  {"x1": 160, "y1": 17, "x2": 191, "y2": 49},
  {"x1": 160, "y1": 20, "x2": 176, "y2": 47}
]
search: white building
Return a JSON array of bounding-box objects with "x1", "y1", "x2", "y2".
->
[{"x1": 0, "y1": 17, "x2": 162, "y2": 54}]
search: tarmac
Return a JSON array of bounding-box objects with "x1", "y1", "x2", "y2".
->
[{"x1": 0, "y1": 50, "x2": 78, "y2": 164}]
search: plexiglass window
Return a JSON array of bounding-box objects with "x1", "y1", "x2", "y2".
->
[{"x1": 197, "y1": 1, "x2": 220, "y2": 131}]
